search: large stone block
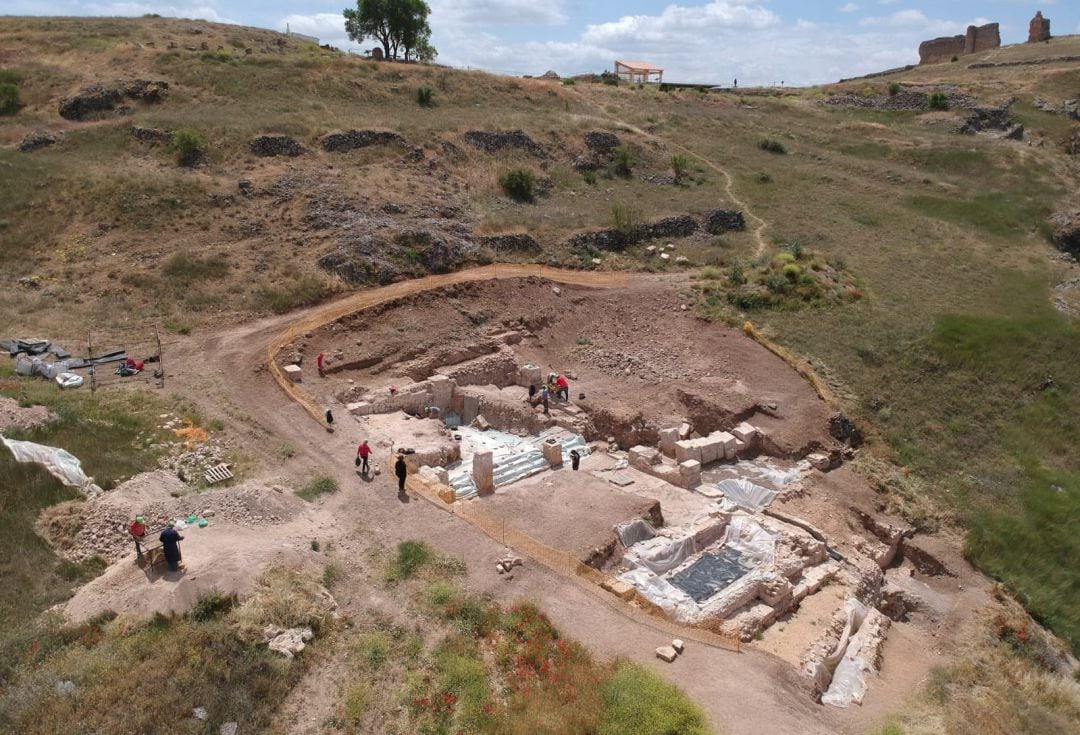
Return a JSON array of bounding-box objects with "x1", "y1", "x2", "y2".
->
[
  {"x1": 679, "y1": 459, "x2": 701, "y2": 487},
  {"x1": 473, "y1": 449, "x2": 494, "y2": 495},
  {"x1": 282, "y1": 364, "x2": 302, "y2": 383},
  {"x1": 716, "y1": 431, "x2": 737, "y2": 460},
  {"x1": 699, "y1": 436, "x2": 722, "y2": 464},
  {"x1": 427, "y1": 374, "x2": 455, "y2": 410},
  {"x1": 542, "y1": 438, "x2": 564, "y2": 468},
  {"x1": 462, "y1": 393, "x2": 481, "y2": 425},
  {"x1": 347, "y1": 401, "x2": 373, "y2": 416},
  {"x1": 674, "y1": 440, "x2": 702, "y2": 464},
  {"x1": 629, "y1": 445, "x2": 660, "y2": 469},
  {"x1": 658, "y1": 427, "x2": 680, "y2": 456},
  {"x1": 732, "y1": 422, "x2": 758, "y2": 444},
  {"x1": 518, "y1": 364, "x2": 542, "y2": 388}
]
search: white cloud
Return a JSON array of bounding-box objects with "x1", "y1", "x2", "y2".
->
[
  {"x1": 858, "y1": 9, "x2": 962, "y2": 35},
  {"x1": 278, "y1": 12, "x2": 346, "y2": 42},
  {"x1": 840, "y1": 3, "x2": 859, "y2": 12},
  {"x1": 795, "y1": 19, "x2": 818, "y2": 31},
  {"x1": 74, "y1": 0, "x2": 235, "y2": 23},
  {"x1": 432, "y1": 0, "x2": 567, "y2": 27},
  {"x1": 582, "y1": 2, "x2": 779, "y2": 45}
]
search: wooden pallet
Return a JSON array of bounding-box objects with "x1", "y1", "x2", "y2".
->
[{"x1": 204, "y1": 463, "x2": 233, "y2": 484}]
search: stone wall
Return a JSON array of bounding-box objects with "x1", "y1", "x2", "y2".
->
[
  {"x1": 1028, "y1": 11, "x2": 1051, "y2": 43},
  {"x1": 918, "y1": 23, "x2": 999, "y2": 65}
]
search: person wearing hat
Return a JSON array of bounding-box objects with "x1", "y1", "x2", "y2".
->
[
  {"x1": 159, "y1": 522, "x2": 185, "y2": 572},
  {"x1": 129, "y1": 516, "x2": 147, "y2": 561}
]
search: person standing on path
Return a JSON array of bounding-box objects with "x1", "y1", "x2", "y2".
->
[
  {"x1": 316, "y1": 352, "x2": 326, "y2": 377},
  {"x1": 394, "y1": 451, "x2": 408, "y2": 497},
  {"x1": 160, "y1": 522, "x2": 184, "y2": 572},
  {"x1": 356, "y1": 440, "x2": 371, "y2": 475}
]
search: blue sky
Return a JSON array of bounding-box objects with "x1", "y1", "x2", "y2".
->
[{"x1": 6, "y1": 1, "x2": 1079, "y2": 84}]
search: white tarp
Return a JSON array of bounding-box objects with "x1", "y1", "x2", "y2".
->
[
  {"x1": 616, "y1": 518, "x2": 657, "y2": 547},
  {"x1": 716, "y1": 478, "x2": 779, "y2": 511},
  {"x1": 619, "y1": 567, "x2": 699, "y2": 622},
  {"x1": 814, "y1": 598, "x2": 883, "y2": 708},
  {"x1": 720, "y1": 514, "x2": 777, "y2": 566},
  {"x1": 1, "y1": 435, "x2": 103, "y2": 496},
  {"x1": 633, "y1": 535, "x2": 697, "y2": 575}
]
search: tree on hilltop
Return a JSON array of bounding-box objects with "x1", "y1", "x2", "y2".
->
[{"x1": 343, "y1": 0, "x2": 436, "y2": 62}]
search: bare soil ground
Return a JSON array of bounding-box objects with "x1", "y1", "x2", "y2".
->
[{"x1": 41, "y1": 270, "x2": 986, "y2": 734}]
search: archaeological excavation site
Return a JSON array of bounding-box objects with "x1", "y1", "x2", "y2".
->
[{"x1": 274, "y1": 275, "x2": 966, "y2": 707}]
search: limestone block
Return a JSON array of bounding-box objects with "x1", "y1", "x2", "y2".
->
[
  {"x1": 655, "y1": 645, "x2": 678, "y2": 663},
  {"x1": 671, "y1": 639, "x2": 685, "y2": 654},
  {"x1": 659, "y1": 427, "x2": 680, "y2": 456},
  {"x1": 678, "y1": 422, "x2": 693, "y2": 440},
  {"x1": 283, "y1": 364, "x2": 302, "y2": 383},
  {"x1": 542, "y1": 438, "x2": 564, "y2": 468},
  {"x1": 807, "y1": 452, "x2": 831, "y2": 471},
  {"x1": 462, "y1": 393, "x2": 481, "y2": 425},
  {"x1": 427, "y1": 374, "x2": 455, "y2": 410},
  {"x1": 473, "y1": 449, "x2": 494, "y2": 495},
  {"x1": 734, "y1": 439, "x2": 748, "y2": 456},
  {"x1": 601, "y1": 578, "x2": 635, "y2": 600},
  {"x1": 732, "y1": 422, "x2": 758, "y2": 444},
  {"x1": 347, "y1": 401, "x2": 372, "y2": 416},
  {"x1": 518, "y1": 364, "x2": 542, "y2": 388},
  {"x1": 629, "y1": 445, "x2": 660, "y2": 469},
  {"x1": 716, "y1": 431, "x2": 737, "y2": 460},
  {"x1": 679, "y1": 459, "x2": 701, "y2": 487},
  {"x1": 700, "y1": 436, "x2": 722, "y2": 464},
  {"x1": 674, "y1": 440, "x2": 702, "y2": 464}
]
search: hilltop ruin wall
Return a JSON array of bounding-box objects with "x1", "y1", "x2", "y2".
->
[{"x1": 919, "y1": 23, "x2": 1000, "y2": 65}]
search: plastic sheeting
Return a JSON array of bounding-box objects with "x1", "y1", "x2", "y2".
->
[
  {"x1": 619, "y1": 567, "x2": 699, "y2": 622},
  {"x1": 669, "y1": 547, "x2": 753, "y2": 603},
  {"x1": 716, "y1": 478, "x2": 779, "y2": 511},
  {"x1": 634, "y1": 535, "x2": 698, "y2": 575},
  {"x1": 1, "y1": 435, "x2": 102, "y2": 496},
  {"x1": 812, "y1": 598, "x2": 879, "y2": 708},
  {"x1": 721, "y1": 514, "x2": 778, "y2": 567},
  {"x1": 616, "y1": 518, "x2": 656, "y2": 547},
  {"x1": 56, "y1": 372, "x2": 84, "y2": 390}
]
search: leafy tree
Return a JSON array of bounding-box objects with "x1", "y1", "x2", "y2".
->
[{"x1": 343, "y1": 0, "x2": 434, "y2": 62}]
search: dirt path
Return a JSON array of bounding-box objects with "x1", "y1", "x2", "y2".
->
[{"x1": 580, "y1": 113, "x2": 771, "y2": 256}]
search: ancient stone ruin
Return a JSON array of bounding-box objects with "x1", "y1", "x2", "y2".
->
[
  {"x1": 58, "y1": 79, "x2": 169, "y2": 120},
  {"x1": 1028, "y1": 11, "x2": 1051, "y2": 44},
  {"x1": 918, "y1": 23, "x2": 1000, "y2": 65},
  {"x1": 249, "y1": 134, "x2": 304, "y2": 157}
]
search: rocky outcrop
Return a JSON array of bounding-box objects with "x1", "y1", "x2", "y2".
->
[
  {"x1": 131, "y1": 126, "x2": 170, "y2": 143},
  {"x1": 919, "y1": 23, "x2": 1000, "y2": 65},
  {"x1": 319, "y1": 129, "x2": 406, "y2": 152},
  {"x1": 19, "y1": 130, "x2": 58, "y2": 152},
  {"x1": 824, "y1": 90, "x2": 976, "y2": 112},
  {"x1": 463, "y1": 130, "x2": 543, "y2": 155},
  {"x1": 703, "y1": 209, "x2": 746, "y2": 234},
  {"x1": 58, "y1": 79, "x2": 168, "y2": 120},
  {"x1": 958, "y1": 105, "x2": 1016, "y2": 135},
  {"x1": 1049, "y1": 211, "x2": 1080, "y2": 258},
  {"x1": 1028, "y1": 11, "x2": 1051, "y2": 43},
  {"x1": 249, "y1": 134, "x2": 303, "y2": 157},
  {"x1": 568, "y1": 215, "x2": 699, "y2": 252},
  {"x1": 584, "y1": 131, "x2": 620, "y2": 154},
  {"x1": 479, "y1": 233, "x2": 541, "y2": 252}
]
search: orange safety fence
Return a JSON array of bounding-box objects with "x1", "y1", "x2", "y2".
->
[
  {"x1": 267, "y1": 265, "x2": 630, "y2": 430},
  {"x1": 407, "y1": 474, "x2": 742, "y2": 653}
]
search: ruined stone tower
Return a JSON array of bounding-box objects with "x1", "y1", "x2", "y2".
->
[{"x1": 1028, "y1": 11, "x2": 1051, "y2": 43}]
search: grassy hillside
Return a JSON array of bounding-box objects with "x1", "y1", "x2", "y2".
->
[{"x1": 1, "y1": 16, "x2": 1079, "y2": 731}]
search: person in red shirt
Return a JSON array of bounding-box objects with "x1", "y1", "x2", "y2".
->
[
  {"x1": 316, "y1": 352, "x2": 326, "y2": 377},
  {"x1": 129, "y1": 516, "x2": 147, "y2": 560},
  {"x1": 555, "y1": 374, "x2": 569, "y2": 402},
  {"x1": 356, "y1": 440, "x2": 371, "y2": 475}
]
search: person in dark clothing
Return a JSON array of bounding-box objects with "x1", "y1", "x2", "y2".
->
[
  {"x1": 394, "y1": 452, "x2": 408, "y2": 496},
  {"x1": 570, "y1": 449, "x2": 581, "y2": 471},
  {"x1": 325, "y1": 409, "x2": 334, "y2": 426},
  {"x1": 356, "y1": 440, "x2": 371, "y2": 475},
  {"x1": 160, "y1": 523, "x2": 184, "y2": 572}
]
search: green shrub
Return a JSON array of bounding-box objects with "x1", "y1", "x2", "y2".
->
[
  {"x1": 671, "y1": 153, "x2": 690, "y2": 183},
  {"x1": 888, "y1": 82, "x2": 902, "y2": 97},
  {"x1": 600, "y1": 70, "x2": 619, "y2": 86},
  {"x1": 784, "y1": 239, "x2": 805, "y2": 260},
  {"x1": 928, "y1": 92, "x2": 949, "y2": 111},
  {"x1": 253, "y1": 273, "x2": 330, "y2": 313},
  {"x1": 765, "y1": 272, "x2": 791, "y2": 294},
  {"x1": 782, "y1": 263, "x2": 802, "y2": 280},
  {"x1": 171, "y1": 128, "x2": 205, "y2": 166},
  {"x1": 498, "y1": 167, "x2": 536, "y2": 202},
  {"x1": 188, "y1": 589, "x2": 237, "y2": 621},
  {"x1": 296, "y1": 474, "x2": 339, "y2": 501},
  {"x1": 387, "y1": 540, "x2": 433, "y2": 582},
  {"x1": 611, "y1": 145, "x2": 636, "y2": 177},
  {"x1": 727, "y1": 262, "x2": 745, "y2": 286},
  {"x1": 415, "y1": 85, "x2": 433, "y2": 107},
  {"x1": 582, "y1": 169, "x2": 597, "y2": 186},
  {"x1": 0, "y1": 82, "x2": 21, "y2": 115},
  {"x1": 755, "y1": 171, "x2": 773, "y2": 183},
  {"x1": 700, "y1": 265, "x2": 722, "y2": 281},
  {"x1": 162, "y1": 251, "x2": 229, "y2": 285},
  {"x1": 562, "y1": 78, "x2": 576, "y2": 86},
  {"x1": 322, "y1": 560, "x2": 343, "y2": 589},
  {"x1": 599, "y1": 662, "x2": 710, "y2": 735},
  {"x1": 758, "y1": 138, "x2": 787, "y2": 154},
  {"x1": 610, "y1": 202, "x2": 639, "y2": 235}
]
